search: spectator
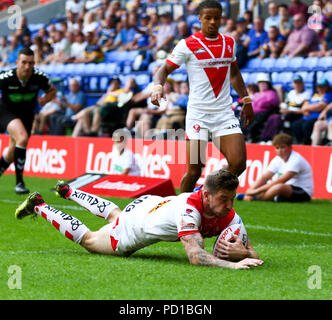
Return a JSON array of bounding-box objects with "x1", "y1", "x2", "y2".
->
[
  {"x1": 82, "y1": 11, "x2": 100, "y2": 35},
  {"x1": 280, "y1": 74, "x2": 311, "y2": 134},
  {"x1": 0, "y1": 36, "x2": 9, "y2": 68},
  {"x1": 218, "y1": 15, "x2": 228, "y2": 33},
  {"x1": 223, "y1": 18, "x2": 236, "y2": 36},
  {"x1": 323, "y1": 0, "x2": 332, "y2": 20},
  {"x1": 49, "y1": 78, "x2": 86, "y2": 136},
  {"x1": 309, "y1": 12, "x2": 332, "y2": 57},
  {"x1": 43, "y1": 30, "x2": 67, "y2": 64},
  {"x1": 15, "y1": 16, "x2": 31, "y2": 47},
  {"x1": 60, "y1": 31, "x2": 75, "y2": 63},
  {"x1": 236, "y1": 133, "x2": 313, "y2": 203},
  {"x1": 129, "y1": 14, "x2": 155, "y2": 51},
  {"x1": 278, "y1": 3, "x2": 293, "y2": 38},
  {"x1": 66, "y1": 10, "x2": 78, "y2": 32},
  {"x1": 37, "y1": 27, "x2": 49, "y2": 41},
  {"x1": 155, "y1": 12, "x2": 177, "y2": 52},
  {"x1": 243, "y1": 17, "x2": 268, "y2": 58},
  {"x1": 307, "y1": 0, "x2": 329, "y2": 41},
  {"x1": 292, "y1": 78, "x2": 332, "y2": 145},
  {"x1": 114, "y1": 12, "x2": 140, "y2": 51},
  {"x1": 264, "y1": 1, "x2": 280, "y2": 32},
  {"x1": 110, "y1": 128, "x2": 141, "y2": 176},
  {"x1": 72, "y1": 77, "x2": 137, "y2": 137},
  {"x1": 235, "y1": 17, "x2": 249, "y2": 39},
  {"x1": 66, "y1": 0, "x2": 85, "y2": 16},
  {"x1": 289, "y1": 0, "x2": 308, "y2": 17},
  {"x1": 231, "y1": 30, "x2": 248, "y2": 69},
  {"x1": 280, "y1": 13, "x2": 319, "y2": 58},
  {"x1": 96, "y1": 15, "x2": 117, "y2": 51},
  {"x1": 5, "y1": 34, "x2": 23, "y2": 66},
  {"x1": 30, "y1": 36, "x2": 44, "y2": 65},
  {"x1": 32, "y1": 94, "x2": 62, "y2": 135},
  {"x1": 74, "y1": 31, "x2": 104, "y2": 63},
  {"x1": 173, "y1": 20, "x2": 190, "y2": 47},
  {"x1": 243, "y1": 10, "x2": 253, "y2": 30},
  {"x1": 311, "y1": 102, "x2": 332, "y2": 146},
  {"x1": 67, "y1": 31, "x2": 87, "y2": 62},
  {"x1": 244, "y1": 73, "x2": 279, "y2": 143},
  {"x1": 259, "y1": 26, "x2": 285, "y2": 59},
  {"x1": 125, "y1": 67, "x2": 166, "y2": 138},
  {"x1": 154, "y1": 81, "x2": 189, "y2": 136}
]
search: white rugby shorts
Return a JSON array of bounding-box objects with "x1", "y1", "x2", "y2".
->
[{"x1": 185, "y1": 107, "x2": 242, "y2": 141}]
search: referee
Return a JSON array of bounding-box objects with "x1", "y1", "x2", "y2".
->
[{"x1": 0, "y1": 47, "x2": 56, "y2": 194}]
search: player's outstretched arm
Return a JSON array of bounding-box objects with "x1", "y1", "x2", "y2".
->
[{"x1": 180, "y1": 233, "x2": 263, "y2": 269}]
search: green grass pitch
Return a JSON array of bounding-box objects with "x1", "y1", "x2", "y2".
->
[{"x1": 0, "y1": 175, "x2": 331, "y2": 300}]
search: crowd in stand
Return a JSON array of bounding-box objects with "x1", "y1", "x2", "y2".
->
[{"x1": 0, "y1": 0, "x2": 332, "y2": 146}]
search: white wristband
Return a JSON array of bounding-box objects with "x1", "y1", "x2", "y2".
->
[{"x1": 152, "y1": 84, "x2": 163, "y2": 92}]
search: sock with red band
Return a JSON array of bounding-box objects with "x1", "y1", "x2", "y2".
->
[{"x1": 34, "y1": 203, "x2": 89, "y2": 244}]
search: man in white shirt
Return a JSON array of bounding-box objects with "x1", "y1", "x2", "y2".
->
[
  {"x1": 151, "y1": 0, "x2": 254, "y2": 193},
  {"x1": 110, "y1": 129, "x2": 141, "y2": 176},
  {"x1": 237, "y1": 133, "x2": 313, "y2": 202},
  {"x1": 15, "y1": 169, "x2": 263, "y2": 270}
]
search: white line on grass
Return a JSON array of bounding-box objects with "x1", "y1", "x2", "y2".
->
[{"x1": 2, "y1": 199, "x2": 332, "y2": 238}]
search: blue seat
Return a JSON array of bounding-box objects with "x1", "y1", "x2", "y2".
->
[
  {"x1": 286, "y1": 57, "x2": 304, "y2": 71},
  {"x1": 99, "y1": 76, "x2": 110, "y2": 91},
  {"x1": 259, "y1": 58, "x2": 276, "y2": 72},
  {"x1": 301, "y1": 57, "x2": 319, "y2": 71},
  {"x1": 242, "y1": 58, "x2": 262, "y2": 71},
  {"x1": 62, "y1": 63, "x2": 76, "y2": 76},
  {"x1": 106, "y1": 62, "x2": 120, "y2": 74},
  {"x1": 87, "y1": 77, "x2": 99, "y2": 91},
  {"x1": 271, "y1": 71, "x2": 293, "y2": 89},
  {"x1": 247, "y1": 72, "x2": 259, "y2": 84},
  {"x1": 241, "y1": 72, "x2": 249, "y2": 84},
  {"x1": 134, "y1": 73, "x2": 151, "y2": 89},
  {"x1": 271, "y1": 57, "x2": 289, "y2": 72},
  {"x1": 72, "y1": 63, "x2": 86, "y2": 75},
  {"x1": 316, "y1": 56, "x2": 332, "y2": 71},
  {"x1": 322, "y1": 70, "x2": 332, "y2": 85}
]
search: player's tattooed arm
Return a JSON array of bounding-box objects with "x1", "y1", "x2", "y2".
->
[
  {"x1": 180, "y1": 233, "x2": 264, "y2": 269},
  {"x1": 180, "y1": 233, "x2": 234, "y2": 269}
]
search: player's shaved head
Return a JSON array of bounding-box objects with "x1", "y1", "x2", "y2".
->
[
  {"x1": 198, "y1": 0, "x2": 222, "y2": 15},
  {"x1": 204, "y1": 169, "x2": 239, "y2": 195}
]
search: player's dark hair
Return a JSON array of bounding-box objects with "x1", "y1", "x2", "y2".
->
[
  {"x1": 18, "y1": 47, "x2": 34, "y2": 57},
  {"x1": 204, "y1": 169, "x2": 239, "y2": 194},
  {"x1": 198, "y1": 0, "x2": 222, "y2": 15},
  {"x1": 272, "y1": 133, "x2": 292, "y2": 147}
]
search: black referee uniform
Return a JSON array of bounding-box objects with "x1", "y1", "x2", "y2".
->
[{"x1": 0, "y1": 67, "x2": 53, "y2": 193}]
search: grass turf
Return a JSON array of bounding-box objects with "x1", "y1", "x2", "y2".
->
[{"x1": 0, "y1": 175, "x2": 331, "y2": 300}]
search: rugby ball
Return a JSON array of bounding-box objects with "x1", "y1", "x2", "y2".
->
[{"x1": 213, "y1": 223, "x2": 248, "y2": 258}]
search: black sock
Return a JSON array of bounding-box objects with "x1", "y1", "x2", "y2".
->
[
  {"x1": 0, "y1": 156, "x2": 10, "y2": 176},
  {"x1": 14, "y1": 146, "x2": 26, "y2": 185}
]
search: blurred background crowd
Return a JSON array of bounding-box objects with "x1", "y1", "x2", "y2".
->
[{"x1": 0, "y1": 0, "x2": 331, "y2": 146}]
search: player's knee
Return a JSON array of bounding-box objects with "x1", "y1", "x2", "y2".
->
[
  {"x1": 81, "y1": 231, "x2": 98, "y2": 253},
  {"x1": 229, "y1": 159, "x2": 246, "y2": 176}
]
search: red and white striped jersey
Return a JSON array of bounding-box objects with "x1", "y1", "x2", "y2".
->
[{"x1": 166, "y1": 31, "x2": 237, "y2": 113}]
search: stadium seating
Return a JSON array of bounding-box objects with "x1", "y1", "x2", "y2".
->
[{"x1": 259, "y1": 57, "x2": 276, "y2": 73}]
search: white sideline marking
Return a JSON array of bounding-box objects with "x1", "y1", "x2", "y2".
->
[{"x1": 2, "y1": 199, "x2": 332, "y2": 238}]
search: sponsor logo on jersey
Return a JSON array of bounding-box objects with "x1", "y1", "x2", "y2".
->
[
  {"x1": 8, "y1": 86, "x2": 19, "y2": 89},
  {"x1": 194, "y1": 48, "x2": 206, "y2": 54}
]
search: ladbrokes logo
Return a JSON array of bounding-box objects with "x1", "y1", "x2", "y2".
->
[
  {"x1": 93, "y1": 180, "x2": 146, "y2": 192},
  {"x1": 5, "y1": 141, "x2": 67, "y2": 174}
]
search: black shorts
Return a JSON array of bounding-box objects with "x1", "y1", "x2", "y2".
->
[
  {"x1": 0, "y1": 105, "x2": 34, "y2": 134},
  {"x1": 276, "y1": 185, "x2": 311, "y2": 203}
]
